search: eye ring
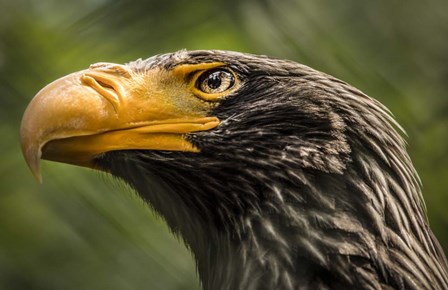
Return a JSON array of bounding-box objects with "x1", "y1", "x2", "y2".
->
[{"x1": 196, "y1": 69, "x2": 235, "y2": 94}]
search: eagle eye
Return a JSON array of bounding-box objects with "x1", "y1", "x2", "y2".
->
[{"x1": 197, "y1": 69, "x2": 235, "y2": 94}]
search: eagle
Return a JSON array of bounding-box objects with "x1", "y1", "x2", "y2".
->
[{"x1": 20, "y1": 50, "x2": 448, "y2": 290}]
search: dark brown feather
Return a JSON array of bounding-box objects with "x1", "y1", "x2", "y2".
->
[{"x1": 98, "y1": 50, "x2": 448, "y2": 290}]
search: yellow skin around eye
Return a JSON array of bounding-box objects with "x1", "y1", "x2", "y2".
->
[{"x1": 172, "y1": 62, "x2": 241, "y2": 102}]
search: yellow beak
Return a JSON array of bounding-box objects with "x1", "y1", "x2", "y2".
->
[{"x1": 20, "y1": 62, "x2": 219, "y2": 182}]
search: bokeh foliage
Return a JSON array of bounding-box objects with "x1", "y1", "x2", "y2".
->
[{"x1": 1, "y1": 0, "x2": 447, "y2": 289}]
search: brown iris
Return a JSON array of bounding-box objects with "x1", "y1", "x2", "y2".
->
[{"x1": 197, "y1": 69, "x2": 235, "y2": 94}]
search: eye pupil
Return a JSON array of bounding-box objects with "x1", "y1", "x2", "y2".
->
[{"x1": 207, "y1": 72, "x2": 222, "y2": 90}]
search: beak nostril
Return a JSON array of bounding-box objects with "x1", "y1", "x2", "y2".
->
[
  {"x1": 81, "y1": 74, "x2": 120, "y2": 113},
  {"x1": 97, "y1": 80, "x2": 114, "y2": 90}
]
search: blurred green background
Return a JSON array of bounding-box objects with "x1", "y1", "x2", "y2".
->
[{"x1": 1, "y1": 0, "x2": 447, "y2": 289}]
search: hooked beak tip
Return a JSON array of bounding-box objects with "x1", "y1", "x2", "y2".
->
[{"x1": 24, "y1": 146, "x2": 43, "y2": 184}]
